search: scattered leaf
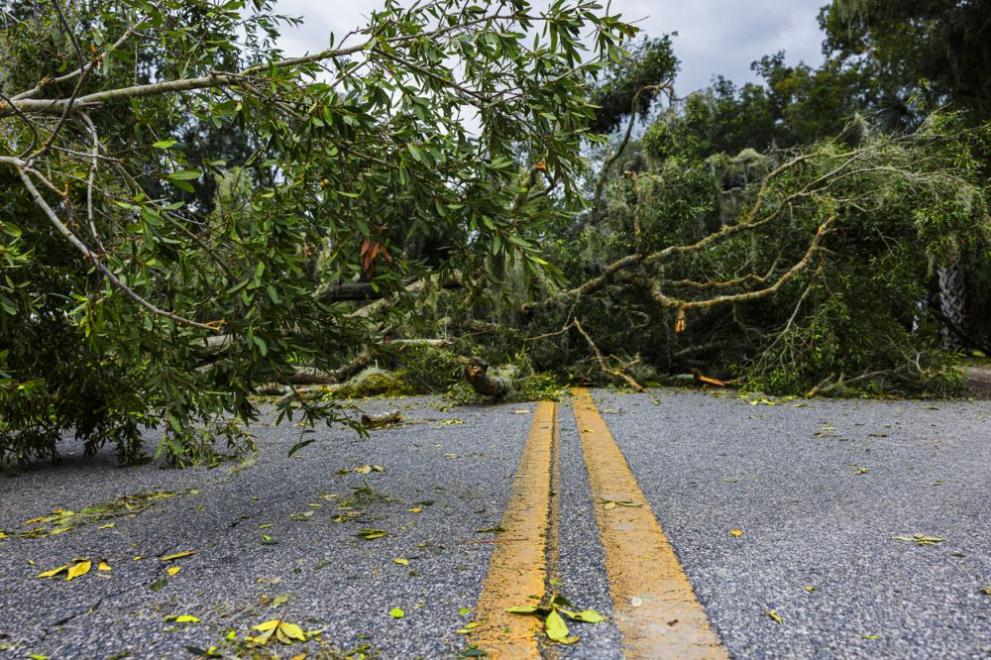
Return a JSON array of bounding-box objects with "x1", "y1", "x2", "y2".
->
[
  {"x1": 149, "y1": 578, "x2": 168, "y2": 591},
  {"x1": 545, "y1": 610, "x2": 578, "y2": 644},
  {"x1": 505, "y1": 605, "x2": 541, "y2": 615},
  {"x1": 408, "y1": 507, "x2": 423, "y2": 514},
  {"x1": 767, "y1": 609, "x2": 783, "y2": 624},
  {"x1": 66, "y1": 560, "x2": 92, "y2": 581},
  {"x1": 166, "y1": 566, "x2": 182, "y2": 577},
  {"x1": 393, "y1": 558, "x2": 410, "y2": 566},
  {"x1": 166, "y1": 614, "x2": 200, "y2": 624},
  {"x1": 159, "y1": 550, "x2": 196, "y2": 561},
  {"x1": 456, "y1": 621, "x2": 481, "y2": 634},
  {"x1": 475, "y1": 526, "x2": 506, "y2": 534},
  {"x1": 261, "y1": 534, "x2": 279, "y2": 545},
  {"x1": 458, "y1": 607, "x2": 472, "y2": 617},
  {"x1": 803, "y1": 585, "x2": 816, "y2": 593},
  {"x1": 354, "y1": 464, "x2": 385, "y2": 475},
  {"x1": 855, "y1": 466, "x2": 870, "y2": 475},
  {"x1": 863, "y1": 634, "x2": 880, "y2": 640},
  {"x1": 729, "y1": 528, "x2": 745, "y2": 538},
  {"x1": 390, "y1": 607, "x2": 405, "y2": 619},
  {"x1": 97, "y1": 561, "x2": 111, "y2": 572},
  {"x1": 248, "y1": 619, "x2": 306, "y2": 646},
  {"x1": 36, "y1": 564, "x2": 71, "y2": 579},
  {"x1": 892, "y1": 534, "x2": 944, "y2": 546},
  {"x1": 356, "y1": 529, "x2": 387, "y2": 540},
  {"x1": 979, "y1": 586, "x2": 991, "y2": 596},
  {"x1": 567, "y1": 609, "x2": 605, "y2": 623}
]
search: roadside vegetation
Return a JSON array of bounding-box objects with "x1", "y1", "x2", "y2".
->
[{"x1": 2, "y1": 0, "x2": 989, "y2": 467}]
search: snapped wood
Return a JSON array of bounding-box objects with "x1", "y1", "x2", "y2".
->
[
  {"x1": 473, "y1": 401, "x2": 557, "y2": 658},
  {"x1": 572, "y1": 388, "x2": 728, "y2": 659}
]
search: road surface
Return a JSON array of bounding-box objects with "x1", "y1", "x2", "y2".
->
[{"x1": 1, "y1": 389, "x2": 989, "y2": 658}]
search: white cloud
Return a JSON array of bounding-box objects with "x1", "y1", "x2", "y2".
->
[{"x1": 272, "y1": 0, "x2": 827, "y2": 93}]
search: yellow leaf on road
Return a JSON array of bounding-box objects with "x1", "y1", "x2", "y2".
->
[
  {"x1": 36, "y1": 564, "x2": 71, "y2": 579},
  {"x1": 97, "y1": 561, "x2": 111, "y2": 572},
  {"x1": 279, "y1": 622, "x2": 306, "y2": 642},
  {"x1": 729, "y1": 528, "x2": 745, "y2": 538},
  {"x1": 159, "y1": 550, "x2": 196, "y2": 561},
  {"x1": 252, "y1": 619, "x2": 281, "y2": 632},
  {"x1": 166, "y1": 566, "x2": 182, "y2": 576},
  {"x1": 166, "y1": 614, "x2": 199, "y2": 623},
  {"x1": 66, "y1": 560, "x2": 91, "y2": 581}
]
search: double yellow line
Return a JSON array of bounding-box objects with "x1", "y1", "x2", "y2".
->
[{"x1": 472, "y1": 389, "x2": 727, "y2": 659}]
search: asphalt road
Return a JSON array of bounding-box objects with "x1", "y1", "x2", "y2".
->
[{"x1": 1, "y1": 389, "x2": 989, "y2": 658}]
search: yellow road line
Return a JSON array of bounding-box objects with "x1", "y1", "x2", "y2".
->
[
  {"x1": 572, "y1": 388, "x2": 727, "y2": 659},
  {"x1": 473, "y1": 401, "x2": 557, "y2": 658}
]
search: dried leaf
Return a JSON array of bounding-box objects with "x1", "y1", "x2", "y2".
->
[
  {"x1": 729, "y1": 528, "x2": 745, "y2": 538},
  {"x1": 767, "y1": 609, "x2": 783, "y2": 624},
  {"x1": 393, "y1": 558, "x2": 410, "y2": 566}
]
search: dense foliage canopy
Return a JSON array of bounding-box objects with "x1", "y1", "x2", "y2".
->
[{"x1": 2, "y1": 0, "x2": 989, "y2": 469}]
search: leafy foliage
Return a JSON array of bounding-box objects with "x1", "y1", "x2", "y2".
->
[{"x1": 0, "y1": 0, "x2": 637, "y2": 466}]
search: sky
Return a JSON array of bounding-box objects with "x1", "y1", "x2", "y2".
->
[{"x1": 273, "y1": 0, "x2": 829, "y2": 94}]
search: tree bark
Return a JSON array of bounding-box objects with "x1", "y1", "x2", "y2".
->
[{"x1": 464, "y1": 357, "x2": 512, "y2": 398}]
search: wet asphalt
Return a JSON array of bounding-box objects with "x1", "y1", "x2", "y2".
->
[{"x1": 1, "y1": 389, "x2": 989, "y2": 659}]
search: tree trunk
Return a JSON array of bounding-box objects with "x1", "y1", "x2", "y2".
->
[
  {"x1": 464, "y1": 357, "x2": 512, "y2": 398},
  {"x1": 938, "y1": 259, "x2": 967, "y2": 351}
]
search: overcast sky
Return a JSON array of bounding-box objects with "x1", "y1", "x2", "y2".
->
[{"x1": 273, "y1": 1, "x2": 828, "y2": 94}]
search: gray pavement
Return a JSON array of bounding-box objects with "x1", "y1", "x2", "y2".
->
[
  {"x1": 1, "y1": 398, "x2": 532, "y2": 659},
  {"x1": 593, "y1": 389, "x2": 991, "y2": 659},
  {"x1": 2, "y1": 389, "x2": 990, "y2": 659}
]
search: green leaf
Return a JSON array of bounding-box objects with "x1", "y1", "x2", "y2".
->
[
  {"x1": 287, "y1": 438, "x2": 316, "y2": 457},
  {"x1": 568, "y1": 609, "x2": 606, "y2": 623},
  {"x1": 545, "y1": 610, "x2": 578, "y2": 644},
  {"x1": 166, "y1": 169, "x2": 202, "y2": 181},
  {"x1": 504, "y1": 605, "x2": 540, "y2": 615},
  {"x1": 152, "y1": 139, "x2": 177, "y2": 149},
  {"x1": 389, "y1": 607, "x2": 405, "y2": 619}
]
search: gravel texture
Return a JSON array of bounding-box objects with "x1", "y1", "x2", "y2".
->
[
  {"x1": 0, "y1": 398, "x2": 531, "y2": 659},
  {"x1": 592, "y1": 388, "x2": 991, "y2": 659},
  {"x1": 3, "y1": 389, "x2": 990, "y2": 659}
]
